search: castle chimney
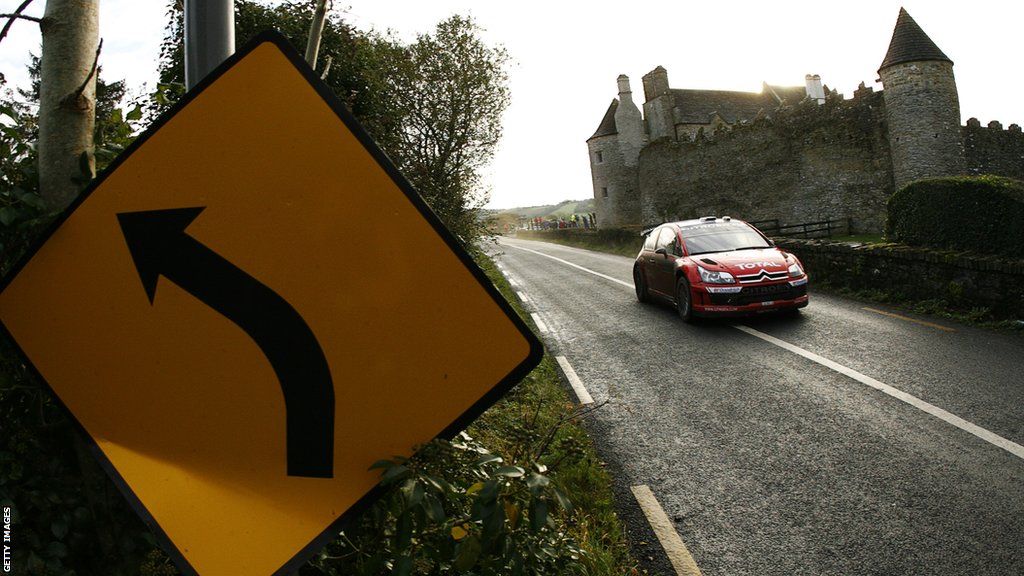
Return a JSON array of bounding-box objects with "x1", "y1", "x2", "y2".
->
[
  {"x1": 614, "y1": 75, "x2": 645, "y2": 161},
  {"x1": 642, "y1": 66, "x2": 670, "y2": 102},
  {"x1": 805, "y1": 74, "x2": 826, "y2": 104},
  {"x1": 617, "y1": 74, "x2": 632, "y2": 96}
]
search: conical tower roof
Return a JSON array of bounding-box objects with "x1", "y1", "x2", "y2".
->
[
  {"x1": 879, "y1": 8, "x2": 952, "y2": 72},
  {"x1": 588, "y1": 99, "x2": 619, "y2": 141}
]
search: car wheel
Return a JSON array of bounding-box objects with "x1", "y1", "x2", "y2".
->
[
  {"x1": 675, "y1": 276, "x2": 694, "y2": 323},
  {"x1": 634, "y1": 266, "x2": 649, "y2": 303}
]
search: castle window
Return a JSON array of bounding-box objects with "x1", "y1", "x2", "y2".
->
[
  {"x1": 601, "y1": 187, "x2": 609, "y2": 198},
  {"x1": 595, "y1": 151, "x2": 603, "y2": 164}
]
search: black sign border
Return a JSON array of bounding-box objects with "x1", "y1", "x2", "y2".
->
[{"x1": 0, "y1": 30, "x2": 544, "y2": 576}]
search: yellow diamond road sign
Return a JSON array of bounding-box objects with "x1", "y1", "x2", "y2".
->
[{"x1": 0, "y1": 32, "x2": 541, "y2": 575}]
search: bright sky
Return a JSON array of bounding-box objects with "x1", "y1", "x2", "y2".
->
[{"x1": 1, "y1": 1, "x2": 1021, "y2": 209}]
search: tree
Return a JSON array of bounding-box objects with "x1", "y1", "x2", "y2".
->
[
  {"x1": 37, "y1": 0, "x2": 100, "y2": 211},
  {"x1": 363, "y1": 16, "x2": 511, "y2": 243},
  {"x1": 156, "y1": 0, "x2": 380, "y2": 120},
  {"x1": 157, "y1": 4, "x2": 511, "y2": 245}
]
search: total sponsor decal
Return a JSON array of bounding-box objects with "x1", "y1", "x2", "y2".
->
[{"x1": 735, "y1": 261, "x2": 784, "y2": 270}]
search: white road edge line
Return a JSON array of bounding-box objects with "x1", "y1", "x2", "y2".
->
[
  {"x1": 516, "y1": 290, "x2": 531, "y2": 304},
  {"x1": 555, "y1": 356, "x2": 594, "y2": 405},
  {"x1": 529, "y1": 312, "x2": 548, "y2": 333},
  {"x1": 735, "y1": 325, "x2": 1024, "y2": 460},
  {"x1": 507, "y1": 239, "x2": 1024, "y2": 461},
  {"x1": 631, "y1": 485, "x2": 703, "y2": 576},
  {"x1": 505, "y1": 243, "x2": 634, "y2": 288}
]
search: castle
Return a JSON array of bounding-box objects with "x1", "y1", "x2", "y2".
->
[{"x1": 587, "y1": 8, "x2": 1024, "y2": 232}]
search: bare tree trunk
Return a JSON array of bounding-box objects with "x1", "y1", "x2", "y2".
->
[
  {"x1": 304, "y1": 0, "x2": 329, "y2": 68},
  {"x1": 38, "y1": 0, "x2": 99, "y2": 211}
]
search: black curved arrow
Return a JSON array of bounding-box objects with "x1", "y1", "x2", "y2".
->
[{"x1": 117, "y1": 207, "x2": 334, "y2": 478}]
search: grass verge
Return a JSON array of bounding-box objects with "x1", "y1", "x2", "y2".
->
[
  {"x1": 811, "y1": 280, "x2": 1024, "y2": 332},
  {"x1": 469, "y1": 250, "x2": 638, "y2": 575}
]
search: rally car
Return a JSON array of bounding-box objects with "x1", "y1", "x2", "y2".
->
[{"x1": 633, "y1": 217, "x2": 808, "y2": 321}]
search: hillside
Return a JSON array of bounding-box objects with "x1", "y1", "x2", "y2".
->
[{"x1": 491, "y1": 198, "x2": 595, "y2": 220}]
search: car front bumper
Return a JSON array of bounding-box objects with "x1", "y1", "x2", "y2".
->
[{"x1": 691, "y1": 277, "x2": 809, "y2": 316}]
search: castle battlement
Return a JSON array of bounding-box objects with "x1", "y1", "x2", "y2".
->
[{"x1": 965, "y1": 118, "x2": 1023, "y2": 133}]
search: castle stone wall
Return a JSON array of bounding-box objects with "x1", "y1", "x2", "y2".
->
[
  {"x1": 964, "y1": 120, "x2": 1024, "y2": 180},
  {"x1": 637, "y1": 94, "x2": 894, "y2": 233},
  {"x1": 879, "y1": 60, "x2": 965, "y2": 190}
]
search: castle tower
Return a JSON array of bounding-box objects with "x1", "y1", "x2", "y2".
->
[
  {"x1": 587, "y1": 76, "x2": 644, "y2": 227},
  {"x1": 878, "y1": 8, "x2": 965, "y2": 191}
]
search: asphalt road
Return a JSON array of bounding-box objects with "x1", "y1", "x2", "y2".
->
[{"x1": 491, "y1": 236, "x2": 1024, "y2": 576}]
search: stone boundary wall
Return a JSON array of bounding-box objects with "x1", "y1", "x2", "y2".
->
[
  {"x1": 638, "y1": 92, "x2": 894, "y2": 234},
  {"x1": 963, "y1": 119, "x2": 1024, "y2": 181},
  {"x1": 776, "y1": 238, "x2": 1024, "y2": 319}
]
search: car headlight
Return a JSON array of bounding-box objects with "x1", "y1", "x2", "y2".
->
[
  {"x1": 788, "y1": 262, "x2": 804, "y2": 277},
  {"x1": 698, "y1": 266, "x2": 735, "y2": 284}
]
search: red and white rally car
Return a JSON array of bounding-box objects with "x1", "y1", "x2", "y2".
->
[{"x1": 633, "y1": 217, "x2": 809, "y2": 321}]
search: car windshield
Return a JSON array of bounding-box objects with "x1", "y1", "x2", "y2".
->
[{"x1": 681, "y1": 222, "x2": 771, "y2": 255}]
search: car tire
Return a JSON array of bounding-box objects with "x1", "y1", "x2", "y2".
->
[
  {"x1": 675, "y1": 276, "x2": 694, "y2": 323},
  {"x1": 634, "y1": 266, "x2": 650, "y2": 303}
]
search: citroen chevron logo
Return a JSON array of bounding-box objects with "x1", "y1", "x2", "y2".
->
[{"x1": 738, "y1": 269, "x2": 788, "y2": 283}]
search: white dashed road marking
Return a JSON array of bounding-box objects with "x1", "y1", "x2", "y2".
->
[
  {"x1": 555, "y1": 356, "x2": 594, "y2": 405},
  {"x1": 529, "y1": 312, "x2": 548, "y2": 333},
  {"x1": 631, "y1": 485, "x2": 703, "y2": 576},
  {"x1": 516, "y1": 290, "x2": 531, "y2": 304},
  {"x1": 504, "y1": 240, "x2": 1024, "y2": 462}
]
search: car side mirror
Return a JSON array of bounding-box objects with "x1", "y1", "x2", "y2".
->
[{"x1": 655, "y1": 248, "x2": 667, "y2": 256}]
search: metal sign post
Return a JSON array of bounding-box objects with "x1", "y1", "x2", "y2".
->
[{"x1": 184, "y1": 0, "x2": 235, "y2": 90}]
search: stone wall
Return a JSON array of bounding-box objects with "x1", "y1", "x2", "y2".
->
[
  {"x1": 777, "y1": 238, "x2": 1024, "y2": 319},
  {"x1": 637, "y1": 92, "x2": 894, "y2": 233},
  {"x1": 963, "y1": 119, "x2": 1024, "y2": 180}
]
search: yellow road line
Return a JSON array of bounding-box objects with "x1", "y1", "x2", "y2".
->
[
  {"x1": 862, "y1": 307, "x2": 956, "y2": 332},
  {"x1": 631, "y1": 485, "x2": 703, "y2": 576}
]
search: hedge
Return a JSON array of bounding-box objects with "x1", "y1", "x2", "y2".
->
[{"x1": 887, "y1": 175, "x2": 1024, "y2": 257}]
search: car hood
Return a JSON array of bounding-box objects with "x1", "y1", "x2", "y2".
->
[{"x1": 692, "y1": 248, "x2": 791, "y2": 278}]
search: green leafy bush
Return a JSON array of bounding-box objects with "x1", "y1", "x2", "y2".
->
[
  {"x1": 886, "y1": 175, "x2": 1024, "y2": 257},
  {"x1": 304, "y1": 436, "x2": 582, "y2": 576}
]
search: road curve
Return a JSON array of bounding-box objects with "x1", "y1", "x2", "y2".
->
[{"x1": 492, "y1": 236, "x2": 1024, "y2": 576}]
